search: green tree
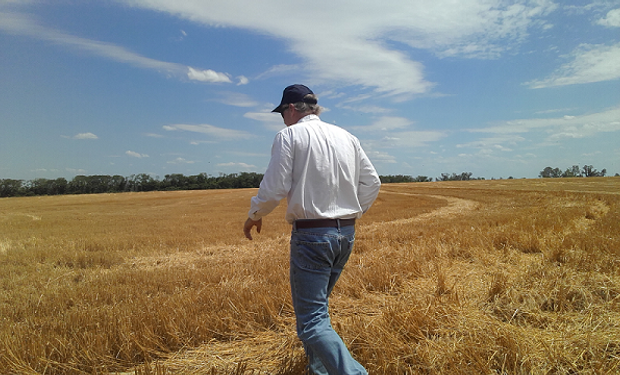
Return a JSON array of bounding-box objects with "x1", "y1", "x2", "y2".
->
[
  {"x1": 0, "y1": 179, "x2": 24, "y2": 197},
  {"x1": 539, "y1": 167, "x2": 562, "y2": 178},
  {"x1": 582, "y1": 165, "x2": 606, "y2": 177},
  {"x1": 562, "y1": 165, "x2": 581, "y2": 177},
  {"x1": 437, "y1": 172, "x2": 474, "y2": 181}
]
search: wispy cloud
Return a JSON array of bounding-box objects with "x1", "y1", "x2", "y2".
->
[
  {"x1": 65, "y1": 168, "x2": 87, "y2": 174},
  {"x1": 457, "y1": 135, "x2": 526, "y2": 151},
  {"x1": 243, "y1": 111, "x2": 286, "y2": 131},
  {"x1": 167, "y1": 157, "x2": 195, "y2": 164},
  {"x1": 0, "y1": 11, "x2": 237, "y2": 84},
  {"x1": 349, "y1": 116, "x2": 413, "y2": 132},
  {"x1": 336, "y1": 104, "x2": 391, "y2": 114},
  {"x1": 364, "y1": 130, "x2": 447, "y2": 150},
  {"x1": 526, "y1": 42, "x2": 620, "y2": 88},
  {"x1": 120, "y1": 0, "x2": 556, "y2": 97},
  {"x1": 214, "y1": 92, "x2": 259, "y2": 107},
  {"x1": 346, "y1": 115, "x2": 445, "y2": 150},
  {"x1": 73, "y1": 132, "x2": 98, "y2": 140},
  {"x1": 365, "y1": 150, "x2": 397, "y2": 164},
  {"x1": 126, "y1": 150, "x2": 149, "y2": 158},
  {"x1": 163, "y1": 123, "x2": 254, "y2": 140},
  {"x1": 217, "y1": 162, "x2": 256, "y2": 169},
  {"x1": 467, "y1": 106, "x2": 620, "y2": 147}
]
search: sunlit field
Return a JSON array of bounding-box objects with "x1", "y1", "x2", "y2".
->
[{"x1": 1, "y1": 178, "x2": 619, "y2": 374}]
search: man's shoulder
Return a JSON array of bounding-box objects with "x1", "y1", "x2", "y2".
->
[
  {"x1": 286, "y1": 115, "x2": 360, "y2": 142},
  {"x1": 306, "y1": 117, "x2": 356, "y2": 135}
]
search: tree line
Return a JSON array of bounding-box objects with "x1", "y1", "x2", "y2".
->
[
  {"x1": 539, "y1": 165, "x2": 609, "y2": 178},
  {"x1": 0, "y1": 172, "x2": 264, "y2": 198},
  {"x1": 379, "y1": 173, "x2": 487, "y2": 183},
  {"x1": 1, "y1": 166, "x2": 615, "y2": 198},
  {"x1": 1, "y1": 172, "x2": 469, "y2": 197}
]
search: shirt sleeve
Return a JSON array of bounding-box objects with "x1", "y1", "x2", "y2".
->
[
  {"x1": 248, "y1": 131, "x2": 293, "y2": 220},
  {"x1": 357, "y1": 145, "x2": 381, "y2": 213}
]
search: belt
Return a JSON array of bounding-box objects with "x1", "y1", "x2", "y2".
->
[{"x1": 294, "y1": 218, "x2": 356, "y2": 229}]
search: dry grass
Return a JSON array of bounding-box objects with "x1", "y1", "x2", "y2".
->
[{"x1": 1, "y1": 178, "x2": 619, "y2": 374}]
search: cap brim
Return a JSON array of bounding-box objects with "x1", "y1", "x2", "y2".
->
[{"x1": 272, "y1": 103, "x2": 286, "y2": 113}]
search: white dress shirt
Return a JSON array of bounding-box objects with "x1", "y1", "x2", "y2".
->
[{"x1": 249, "y1": 115, "x2": 381, "y2": 224}]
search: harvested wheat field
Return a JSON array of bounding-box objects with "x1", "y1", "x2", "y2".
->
[{"x1": 1, "y1": 177, "x2": 619, "y2": 374}]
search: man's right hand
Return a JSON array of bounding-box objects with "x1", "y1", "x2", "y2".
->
[{"x1": 243, "y1": 217, "x2": 262, "y2": 240}]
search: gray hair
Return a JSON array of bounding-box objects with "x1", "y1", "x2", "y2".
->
[{"x1": 292, "y1": 94, "x2": 323, "y2": 115}]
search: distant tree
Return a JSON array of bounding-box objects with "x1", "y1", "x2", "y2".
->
[
  {"x1": 108, "y1": 175, "x2": 126, "y2": 192},
  {"x1": 67, "y1": 175, "x2": 89, "y2": 194},
  {"x1": 136, "y1": 173, "x2": 159, "y2": 191},
  {"x1": 26, "y1": 178, "x2": 50, "y2": 196},
  {"x1": 380, "y1": 175, "x2": 414, "y2": 183},
  {"x1": 582, "y1": 165, "x2": 606, "y2": 177},
  {"x1": 0, "y1": 179, "x2": 24, "y2": 197},
  {"x1": 562, "y1": 165, "x2": 582, "y2": 178},
  {"x1": 29, "y1": 177, "x2": 68, "y2": 195},
  {"x1": 414, "y1": 175, "x2": 432, "y2": 182},
  {"x1": 162, "y1": 174, "x2": 188, "y2": 190},
  {"x1": 540, "y1": 165, "x2": 607, "y2": 178},
  {"x1": 539, "y1": 167, "x2": 562, "y2": 178},
  {"x1": 437, "y1": 172, "x2": 474, "y2": 181}
]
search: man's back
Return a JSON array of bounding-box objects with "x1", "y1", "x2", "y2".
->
[{"x1": 279, "y1": 115, "x2": 368, "y2": 222}]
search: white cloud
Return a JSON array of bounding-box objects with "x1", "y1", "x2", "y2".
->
[
  {"x1": 73, "y1": 132, "x2": 98, "y2": 140},
  {"x1": 597, "y1": 8, "x2": 620, "y2": 27},
  {"x1": 337, "y1": 104, "x2": 391, "y2": 114},
  {"x1": 468, "y1": 106, "x2": 620, "y2": 147},
  {"x1": 0, "y1": 11, "x2": 235, "y2": 84},
  {"x1": 244, "y1": 111, "x2": 286, "y2": 131},
  {"x1": 120, "y1": 0, "x2": 556, "y2": 97},
  {"x1": 126, "y1": 150, "x2": 149, "y2": 158},
  {"x1": 167, "y1": 157, "x2": 195, "y2": 164},
  {"x1": 457, "y1": 135, "x2": 525, "y2": 152},
  {"x1": 163, "y1": 123, "x2": 253, "y2": 140},
  {"x1": 364, "y1": 129, "x2": 447, "y2": 149},
  {"x1": 65, "y1": 168, "x2": 87, "y2": 174},
  {"x1": 214, "y1": 92, "x2": 259, "y2": 107},
  {"x1": 526, "y1": 42, "x2": 620, "y2": 88},
  {"x1": 217, "y1": 162, "x2": 256, "y2": 169},
  {"x1": 187, "y1": 67, "x2": 231, "y2": 83},
  {"x1": 237, "y1": 76, "x2": 249, "y2": 85},
  {"x1": 350, "y1": 116, "x2": 413, "y2": 132},
  {"x1": 365, "y1": 150, "x2": 397, "y2": 164},
  {"x1": 534, "y1": 107, "x2": 578, "y2": 114}
]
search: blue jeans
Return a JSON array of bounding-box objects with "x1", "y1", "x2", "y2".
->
[{"x1": 290, "y1": 222, "x2": 367, "y2": 375}]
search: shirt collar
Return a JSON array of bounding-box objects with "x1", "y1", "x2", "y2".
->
[{"x1": 295, "y1": 114, "x2": 319, "y2": 124}]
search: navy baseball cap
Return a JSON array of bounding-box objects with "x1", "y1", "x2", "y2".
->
[{"x1": 272, "y1": 84, "x2": 315, "y2": 113}]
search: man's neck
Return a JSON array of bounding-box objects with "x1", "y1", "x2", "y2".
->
[{"x1": 286, "y1": 111, "x2": 314, "y2": 126}]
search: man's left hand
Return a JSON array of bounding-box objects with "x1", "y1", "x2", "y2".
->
[{"x1": 243, "y1": 217, "x2": 262, "y2": 240}]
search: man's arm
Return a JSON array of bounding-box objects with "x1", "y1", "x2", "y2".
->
[
  {"x1": 357, "y1": 146, "x2": 381, "y2": 212},
  {"x1": 244, "y1": 131, "x2": 293, "y2": 239}
]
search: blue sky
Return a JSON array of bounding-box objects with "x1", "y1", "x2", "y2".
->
[{"x1": 1, "y1": 0, "x2": 619, "y2": 181}]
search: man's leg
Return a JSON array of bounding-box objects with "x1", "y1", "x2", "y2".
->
[{"x1": 290, "y1": 227, "x2": 367, "y2": 375}]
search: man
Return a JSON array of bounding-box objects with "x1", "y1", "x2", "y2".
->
[{"x1": 243, "y1": 84, "x2": 381, "y2": 375}]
